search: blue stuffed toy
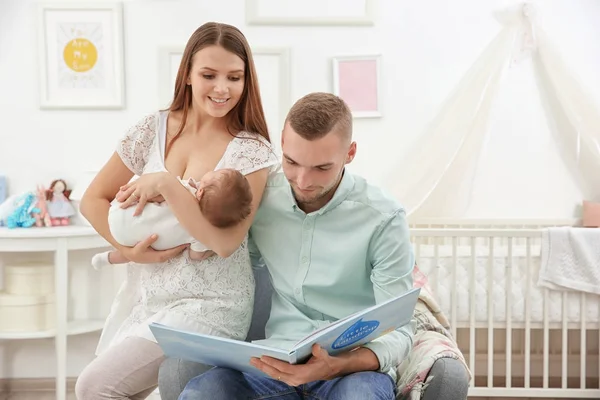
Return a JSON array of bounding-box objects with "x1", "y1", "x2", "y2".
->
[{"x1": 6, "y1": 192, "x2": 40, "y2": 229}]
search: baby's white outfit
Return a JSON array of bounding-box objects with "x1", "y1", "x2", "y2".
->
[
  {"x1": 94, "y1": 110, "x2": 279, "y2": 356},
  {"x1": 91, "y1": 178, "x2": 207, "y2": 270},
  {"x1": 110, "y1": 177, "x2": 208, "y2": 252}
]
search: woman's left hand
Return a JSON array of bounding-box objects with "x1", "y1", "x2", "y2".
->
[{"x1": 116, "y1": 172, "x2": 170, "y2": 216}]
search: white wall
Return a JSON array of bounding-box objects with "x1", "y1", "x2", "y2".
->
[{"x1": 1, "y1": 0, "x2": 599, "y2": 378}]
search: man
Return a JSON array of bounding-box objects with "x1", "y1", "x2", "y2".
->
[{"x1": 177, "y1": 92, "x2": 416, "y2": 399}]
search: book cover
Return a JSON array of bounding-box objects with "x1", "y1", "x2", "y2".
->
[{"x1": 150, "y1": 287, "x2": 420, "y2": 376}]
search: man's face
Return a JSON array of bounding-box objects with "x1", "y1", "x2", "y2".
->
[{"x1": 281, "y1": 122, "x2": 356, "y2": 208}]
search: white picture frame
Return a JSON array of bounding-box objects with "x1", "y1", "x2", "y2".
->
[
  {"x1": 246, "y1": 0, "x2": 374, "y2": 26},
  {"x1": 37, "y1": 2, "x2": 125, "y2": 109},
  {"x1": 332, "y1": 54, "x2": 382, "y2": 118},
  {"x1": 157, "y1": 46, "x2": 291, "y2": 151},
  {"x1": 157, "y1": 45, "x2": 185, "y2": 110}
]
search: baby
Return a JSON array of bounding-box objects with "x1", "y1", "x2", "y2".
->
[{"x1": 92, "y1": 168, "x2": 252, "y2": 269}]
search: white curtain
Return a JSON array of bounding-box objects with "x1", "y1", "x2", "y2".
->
[
  {"x1": 534, "y1": 27, "x2": 600, "y2": 202},
  {"x1": 389, "y1": 3, "x2": 600, "y2": 219}
]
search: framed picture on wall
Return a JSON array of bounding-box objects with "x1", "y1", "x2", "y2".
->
[
  {"x1": 332, "y1": 55, "x2": 382, "y2": 118},
  {"x1": 246, "y1": 0, "x2": 374, "y2": 26},
  {"x1": 37, "y1": 2, "x2": 125, "y2": 109},
  {"x1": 157, "y1": 46, "x2": 185, "y2": 109},
  {"x1": 157, "y1": 46, "x2": 291, "y2": 152}
]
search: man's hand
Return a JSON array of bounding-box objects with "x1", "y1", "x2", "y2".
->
[
  {"x1": 250, "y1": 344, "x2": 341, "y2": 387},
  {"x1": 250, "y1": 345, "x2": 380, "y2": 387}
]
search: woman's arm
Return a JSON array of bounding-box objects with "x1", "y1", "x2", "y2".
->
[
  {"x1": 158, "y1": 168, "x2": 269, "y2": 258},
  {"x1": 80, "y1": 152, "x2": 135, "y2": 251},
  {"x1": 81, "y1": 153, "x2": 188, "y2": 263},
  {"x1": 115, "y1": 132, "x2": 277, "y2": 259}
]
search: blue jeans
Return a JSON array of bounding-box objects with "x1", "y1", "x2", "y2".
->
[{"x1": 178, "y1": 367, "x2": 395, "y2": 400}]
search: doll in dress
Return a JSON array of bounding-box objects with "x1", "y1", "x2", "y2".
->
[{"x1": 45, "y1": 179, "x2": 76, "y2": 226}]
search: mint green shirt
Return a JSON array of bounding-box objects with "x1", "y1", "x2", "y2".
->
[{"x1": 249, "y1": 168, "x2": 415, "y2": 374}]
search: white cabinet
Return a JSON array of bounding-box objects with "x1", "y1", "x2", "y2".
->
[{"x1": 0, "y1": 226, "x2": 111, "y2": 400}]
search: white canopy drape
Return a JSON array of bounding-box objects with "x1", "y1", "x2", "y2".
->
[{"x1": 389, "y1": 3, "x2": 600, "y2": 219}]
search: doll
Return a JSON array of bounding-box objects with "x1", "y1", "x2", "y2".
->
[
  {"x1": 5, "y1": 192, "x2": 39, "y2": 228},
  {"x1": 45, "y1": 179, "x2": 76, "y2": 226},
  {"x1": 33, "y1": 185, "x2": 52, "y2": 227}
]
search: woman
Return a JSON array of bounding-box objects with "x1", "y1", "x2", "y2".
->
[{"x1": 75, "y1": 22, "x2": 278, "y2": 399}]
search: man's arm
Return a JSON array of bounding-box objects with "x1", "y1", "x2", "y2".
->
[
  {"x1": 301, "y1": 208, "x2": 415, "y2": 377},
  {"x1": 251, "y1": 208, "x2": 416, "y2": 384},
  {"x1": 360, "y1": 208, "x2": 415, "y2": 373}
]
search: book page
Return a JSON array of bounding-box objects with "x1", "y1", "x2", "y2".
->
[
  {"x1": 291, "y1": 291, "x2": 407, "y2": 349},
  {"x1": 287, "y1": 287, "x2": 421, "y2": 363}
]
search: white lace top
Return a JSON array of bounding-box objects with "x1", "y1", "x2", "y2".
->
[{"x1": 95, "y1": 111, "x2": 279, "y2": 355}]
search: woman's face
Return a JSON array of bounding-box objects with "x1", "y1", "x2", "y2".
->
[{"x1": 187, "y1": 45, "x2": 245, "y2": 119}]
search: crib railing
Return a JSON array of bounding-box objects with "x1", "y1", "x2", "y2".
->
[
  {"x1": 409, "y1": 224, "x2": 599, "y2": 398},
  {"x1": 409, "y1": 218, "x2": 580, "y2": 247}
]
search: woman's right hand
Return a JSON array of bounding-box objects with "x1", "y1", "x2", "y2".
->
[
  {"x1": 116, "y1": 188, "x2": 165, "y2": 204},
  {"x1": 120, "y1": 234, "x2": 189, "y2": 264}
]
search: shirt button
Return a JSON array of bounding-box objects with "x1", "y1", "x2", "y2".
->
[
  {"x1": 301, "y1": 256, "x2": 308, "y2": 263},
  {"x1": 295, "y1": 288, "x2": 301, "y2": 294}
]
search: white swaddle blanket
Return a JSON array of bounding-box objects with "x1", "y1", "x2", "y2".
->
[
  {"x1": 108, "y1": 177, "x2": 209, "y2": 253},
  {"x1": 538, "y1": 227, "x2": 600, "y2": 295}
]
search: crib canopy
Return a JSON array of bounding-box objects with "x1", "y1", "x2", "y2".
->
[{"x1": 389, "y1": 3, "x2": 600, "y2": 219}]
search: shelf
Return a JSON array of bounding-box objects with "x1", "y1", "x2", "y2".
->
[
  {"x1": 0, "y1": 319, "x2": 105, "y2": 340},
  {"x1": 0, "y1": 225, "x2": 98, "y2": 239},
  {"x1": 0, "y1": 225, "x2": 110, "y2": 251},
  {"x1": 0, "y1": 227, "x2": 111, "y2": 400}
]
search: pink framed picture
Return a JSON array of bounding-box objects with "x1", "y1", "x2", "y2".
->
[{"x1": 332, "y1": 55, "x2": 381, "y2": 118}]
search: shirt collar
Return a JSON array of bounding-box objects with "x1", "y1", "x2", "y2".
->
[{"x1": 287, "y1": 169, "x2": 355, "y2": 215}]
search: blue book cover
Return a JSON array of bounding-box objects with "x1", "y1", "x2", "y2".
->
[{"x1": 149, "y1": 287, "x2": 420, "y2": 376}]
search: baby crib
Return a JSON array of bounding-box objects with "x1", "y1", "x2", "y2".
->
[{"x1": 408, "y1": 218, "x2": 600, "y2": 398}]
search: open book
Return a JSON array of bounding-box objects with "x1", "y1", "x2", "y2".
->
[{"x1": 149, "y1": 287, "x2": 420, "y2": 375}]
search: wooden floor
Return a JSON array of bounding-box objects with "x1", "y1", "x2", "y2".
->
[
  {"x1": 0, "y1": 390, "x2": 161, "y2": 400},
  {"x1": 0, "y1": 388, "x2": 161, "y2": 400},
  {"x1": 0, "y1": 393, "x2": 579, "y2": 400}
]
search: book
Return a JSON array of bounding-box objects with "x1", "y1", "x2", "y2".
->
[{"x1": 149, "y1": 287, "x2": 420, "y2": 376}]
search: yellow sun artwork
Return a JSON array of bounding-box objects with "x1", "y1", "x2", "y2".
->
[
  {"x1": 57, "y1": 23, "x2": 105, "y2": 89},
  {"x1": 63, "y1": 38, "x2": 98, "y2": 72}
]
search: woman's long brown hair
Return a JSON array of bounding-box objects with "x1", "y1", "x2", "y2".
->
[{"x1": 167, "y1": 22, "x2": 270, "y2": 154}]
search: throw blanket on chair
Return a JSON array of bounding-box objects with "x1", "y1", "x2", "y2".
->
[
  {"x1": 539, "y1": 227, "x2": 600, "y2": 295},
  {"x1": 395, "y1": 265, "x2": 471, "y2": 400}
]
